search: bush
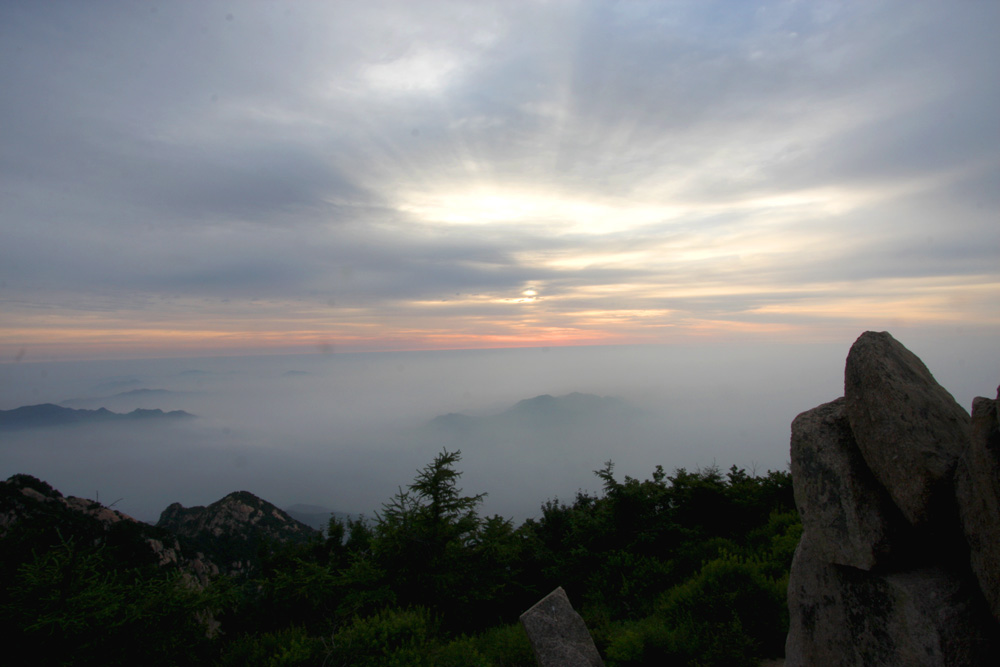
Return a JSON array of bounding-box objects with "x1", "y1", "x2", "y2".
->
[
  {"x1": 603, "y1": 555, "x2": 786, "y2": 667},
  {"x1": 215, "y1": 626, "x2": 326, "y2": 667},
  {"x1": 456, "y1": 623, "x2": 535, "y2": 667},
  {"x1": 2, "y1": 539, "x2": 215, "y2": 666},
  {"x1": 328, "y1": 606, "x2": 436, "y2": 666}
]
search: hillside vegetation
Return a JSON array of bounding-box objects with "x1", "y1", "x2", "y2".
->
[{"x1": 1, "y1": 450, "x2": 799, "y2": 666}]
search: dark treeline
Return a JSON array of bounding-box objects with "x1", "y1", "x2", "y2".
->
[{"x1": 2, "y1": 450, "x2": 800, "y2": 666}]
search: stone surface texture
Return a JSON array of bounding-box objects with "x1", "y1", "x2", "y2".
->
[
  {"x1": 786, "y1": 331, "x2": 999, "y2": 666},
  {"x1": 789, "y1": 535, "x2": 995, "y2": 667},
  {"x1": 790, "y1": 398, "x2": 907, "y2": 570},
  {"x1": 844, "y1": 331, "x2": 970, "y2": 528},
  {"x1": 520, "y1": 587, "x2": 605, "y2": 667},
  {"x1": 956, "y1": 389, "x2": 1000, "y2": 623}
]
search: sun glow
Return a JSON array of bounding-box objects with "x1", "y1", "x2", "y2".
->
[{"x1": 397, "y1": 187, "x2": 684, "y2": 233}]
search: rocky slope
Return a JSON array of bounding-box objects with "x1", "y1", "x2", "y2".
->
[
  {"x1": 0, "y1": 474, "x2": 212, "y2": 577},
  {"x1": 157, "y1": 491, "x2": 320, "y2": 574},
  {"x1": 786, "y1": 331, "x2": 1000, "y2": 665},
  {"x1": 1, "y1": 475, "x2": 321, "y2": 580}
]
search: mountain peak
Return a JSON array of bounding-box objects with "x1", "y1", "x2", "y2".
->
[{"x1": 156, "y1": 490, "x2": 320, "y2": 573}]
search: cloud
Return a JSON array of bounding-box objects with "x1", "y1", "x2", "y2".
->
[{"x1": 1, "y1": 0, "x2": 998, "y2": 359}]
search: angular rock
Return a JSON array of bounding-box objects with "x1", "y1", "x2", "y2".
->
[
  {"x1": 844, "y1": 331, "x2": 970, "y2": 528},
  {"x1": 790, "y1": 398, "x2": 908, "y2": 570},
  {"x1": 786, "y1": 534, "x2": 997, "y2": 666},
  {"x1": 520, "y1": 587, "x2": 604, "y2": 667},
  {"x1": 956, "y1": 388, "x2": 1000, "y2": 622}
]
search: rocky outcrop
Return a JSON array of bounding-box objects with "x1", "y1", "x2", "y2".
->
[
  {"x1": 1, "y1": 475, "x2": 323, "y2": 581},
  {"x1": 786, "y1": 332, "x2": 1000, "y2": 666},
  {"x1": 790, "y1": 398, "x2": 909, "y2": 570},
  {"x1": 787, "y1": 537, "x2": 995, "y2": 665},
  {"x1": 0, "y1": 473, "x2": 201, "y2": 573},
  {"x1": 157, "y1": 490, "x2": 320, "y2": 574},
  {"x1": 956, "y1": 388, "x2": 1000, "y2": 621},
  {"x1": 844, "y1": 331, "x2": 970, "y2": 529},
  {"x1": 520, "y1": 587, "x2": 605, "y2": 667}
]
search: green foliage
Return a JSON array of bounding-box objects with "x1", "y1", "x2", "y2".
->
[
  {"x1": 583, "y1": 549, "x2": 674, "y2": 619},
  {"x1": 334, "y1": 556, "x2": 398, "y2": 620},
  {"x1": 524, "y1": 460, "x2": 798, "y2": 665},
  {"x1": 263, "y1": 558, "x2": 341, "y2": 630},
  {"x1": 2, "y1": 453, "x2": 800, "y2": 665},
  {"x1": 215, "y1": 626, "x2": 326, "y2": 667},
  {"x1": 373, "y1": 450, "x2": 485, "y2": 576},
  {"x1": 2, "y1": 538, "x2": 216, "y2": 666},
  {"x1": 323, "y1": 609, "x2": 535, "y2": 667},
  {"x1": 431, "y1": 623, "x2": 535, "y2": 667},
  {"x1": 367, "y1": 450, "x2": 528, "y2": 630},
  {"x1": 328, "y1": 606, "x2": 436, "y2": 667},
  {"x1": 603, "y1": 555, "x2": 787, "y2": 667},
  {"x1": 658, "y1": 555, "x2": 787, "y2": 661},
  {"x1": 345, "y1": 515, "x2": 375, "y2": 554}
]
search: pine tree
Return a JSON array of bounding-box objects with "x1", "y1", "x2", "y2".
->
[{"x1": 372, "y1": 450, "x2": 486, "y2": 611}]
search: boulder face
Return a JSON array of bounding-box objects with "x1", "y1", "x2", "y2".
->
[
  {"x1": 786, "y1": 538, "x2": 996, "y2": 667},
  {"x1": 956, "y1": 389, "x2": 1000, "y2": 621},
  {"x1": 520, "y1": 587, "x2": 605, "y2": 667},
  {"x1": 788, "y1": 535, "x2": 997, "y2": 666},
  {"x1": 790, "y1": 398, "x2": 909, "y2": 570},
  {"x1": 787, "y1": 332, "x2": 1000, "y2": 666},
  {"x1": 844, "y1": 331, "x2": 970, "y2": 528}
]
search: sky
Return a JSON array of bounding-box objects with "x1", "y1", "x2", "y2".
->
[{"x1": 2, "y1": 0, "x2": 998, "y2": 362}]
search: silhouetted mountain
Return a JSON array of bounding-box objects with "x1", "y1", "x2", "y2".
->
[
  {"x1": 61, "y1": 388, "x2": 194, "y2": 409},
  {"x1": 503, "y1": 392, "x2": 630, "y2": 426},
  {"x1": 427, "y1": 411, "x2": 478, "y2": 433},
  {"x1": 0, "y1": 403, "x2": 195, "y2": 430},
  {"x1": 422, "y1": 393, "x2": 642, "y2": 457},
  {"x1": 427, "y1": 392, "x2": 636, "y2": 434}
]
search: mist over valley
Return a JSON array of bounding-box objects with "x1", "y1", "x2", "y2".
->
[{"x1": 2, "y1": 338, "x2": 992, "y2": 525}]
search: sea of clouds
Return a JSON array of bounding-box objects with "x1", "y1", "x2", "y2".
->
[{"x1": 1, "y1": 336, "x2": 993, "y2": 524}]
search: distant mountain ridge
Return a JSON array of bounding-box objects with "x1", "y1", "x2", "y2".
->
[
  {"x1": 0, "y1": 403, "x2": 195, "y2": 430},
  {"x1": 60, "y1": 388, "x2": 194, "y2": 409},
  {"x1": 427, "y1": 392, "x2": 636, "y2": 433}
]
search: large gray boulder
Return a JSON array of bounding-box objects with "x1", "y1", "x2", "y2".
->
[
  {"x1": 786, "y1": 535, "x2": 997, "y2": 666},
  {"x1": 956, "y1": 389, "x2": 1000, "y2": 622},
  {"x1": 791, "y1": 398, "x2": 909, "y2": 570},
  {"x1": 520, "y1": 587, "x2": 604, "y2": 667},
  {"x1": 785, "y1": 536, "x2": 850, "y2": 665},
  {"x1": 787, "y1": 332, "x2": 999, "y2": 665},
  {"x1": 844, "y1": 331, "x2": 971, "y2": 528}
]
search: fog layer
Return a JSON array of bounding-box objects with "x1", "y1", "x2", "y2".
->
[{"x1": 1, "y1": 337, "x2": 994, "y2": 523}]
